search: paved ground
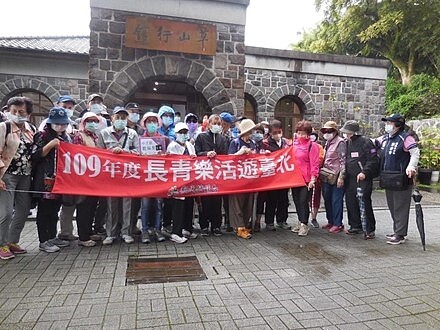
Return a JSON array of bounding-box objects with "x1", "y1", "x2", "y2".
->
[{"x1": 1, "y1": 190, "x2": 440, "y2": 330}]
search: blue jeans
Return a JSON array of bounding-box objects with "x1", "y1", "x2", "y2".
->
[
  {"x1": 141, "y1": 198, "x2": 163, "y2": 232},
  {"x1": 322, "y1": 182, "x2": 345, "y2": 227}
]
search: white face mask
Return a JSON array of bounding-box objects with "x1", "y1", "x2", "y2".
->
[
  {"x1": 342, "y1": 133, "x2": 352, "y2": 140},
  {"x1": 210, "y1": 124, "x2": 222, "y2": 134},
  {"x1": 323, "y1": 133, "x2": 334, "y2": 141},
  {"x1": 384, "y1": 124, "x2": 394, "y2": 134},
  {"x1": 52, "y1": 124, "x2": 67, "y2": 133},
  {"x1": 66, "y1": 109, "x2": 74, "y2": 118},
  {"x1": 128, "y1": 113, "x2": 139, "y2": 123},
  {"x1": 310, "y1": 135, "x2": 317, "y2": 142},
  {"x1": 90, "y1": 104, "x2": 104, "y2": 115}
]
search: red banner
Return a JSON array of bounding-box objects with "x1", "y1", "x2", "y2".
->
[{"x1": 53, "y1": 142, "x2": 305, "y2": 198}]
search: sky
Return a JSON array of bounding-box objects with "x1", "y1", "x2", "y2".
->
[{"x1": 0, "y1": 0, "x2": 322, "y2": 50}]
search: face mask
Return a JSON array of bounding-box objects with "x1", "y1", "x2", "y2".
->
[
  {"x1": 187, "y1": 122, "x2": 198, "y2": 132},
  {"x1": 162, "y1": 116, "x2": 174, "y2": 127},
  {"x1": 8, "y1": 114, "x2": 20, "y2": 124},
  {"x1": 90, "y1": 103, "x2": 104, "y2": 115},
  {"x1": 297, "y1": 135, "x2": 309, "y2": 142},
  {"x1": 113, "y1": 119, "x2": 127, "y2": 130},
  {"x1": 66, "y1": 109, "x2": 74, "y2": 118},
  {"x1": 264, "y1": 128, "x2": 269, "y2": 135},
  {"x1": 310, "y1": 135, "x2": 317, "y2": 142},
  {"x1": 85, "y1": 122, "x2": 98, "y2": 133},
  {"x1": 323, "y1": 133, "x2": 334, "y2": 141},
  {"x1": 146, "y1": 122, "x2": 158, "y2": 134},
  {"x1": 52, "y1": 124, "x2": 67, "y2": 133},
  {"x1": 384, "y1": 124, "x2": 394, "y2": 134},
  {"x1": 342, "y1": 133, "x2": 353, "y2": 140},
  {"x1": 210, "y1": 124, "x2": 222, "y2": 134},
  {"x1": 174, "y1": 116, "x2": 181, "y2": 124},
  {"x1": 128, "y1": 113, "x2": 139, "y2": 123},
  {"x1": 176, "y1": 133, "x2": 189, "y2": 143},
  {"x1": 252, "y1": 133, "x2": 264, "y2": 142}
]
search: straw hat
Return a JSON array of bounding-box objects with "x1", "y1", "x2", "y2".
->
[{"x1": 239, "y1": 119, "x2": 256, "y2": 136}]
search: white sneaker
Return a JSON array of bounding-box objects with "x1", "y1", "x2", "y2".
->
[
  {"x1": 291, "y1": 222, "x2": 301, "y2": 233},
  {"x1": 298, "y1": 223, "x2": 309, "y2": 236},
  {"x1": 170, "y1": 234, "x2": 187, "y2": 244},
  {"x1": 102, "y1": 236, "x2": 115, "y2": 245},
  {"x1": 122, "y1": 235, "x2": 134, "y2": 244},
  {"x1": 48, "y1": 238, "x2": 69, "y2": 248},
  {"x1": 39, "y1": 241, "x2": 60, "y2": 253},
  {"x1": 78, "y1": 240, "x2": 96, "y2": 247},
  {"x1": 182, "y1": 229, "x2": 198, "y2": 239}
]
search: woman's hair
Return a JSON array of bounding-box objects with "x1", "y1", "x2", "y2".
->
[{"x1": 295, "y1": 120, "x2": 312, "y2": 135}]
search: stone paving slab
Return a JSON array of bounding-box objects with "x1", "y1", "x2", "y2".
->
[{"x1": 1, "y1": 190, "x2": 440, "y2": 329}]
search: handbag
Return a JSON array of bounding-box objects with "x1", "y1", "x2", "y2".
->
[
  {"x1": 379, "y1": 171, "x2": 410, "y2": 191},
  {"x1": 319, "y1": 167, "x2": 338, "y2": 185}
]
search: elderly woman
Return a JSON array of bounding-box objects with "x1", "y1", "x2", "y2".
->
[
  {"x1": 32, "y1": 107, "x2": 72, "y2": 253},
  {"x1": 72, "y1": 112, "x2": 102, "y2": 247},
  {"x1": 320, "y1": 121, "x2": 347, "y2": 233},
  {"x1": 290, "y1": 121, "x2": 320, "y2": 236},
  {"x1": 228, "y1": 119, "x2": 258, "y2": 239}
]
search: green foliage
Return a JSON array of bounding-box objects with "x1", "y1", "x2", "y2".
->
[
  {"x1": 385, "y1": 74, "x2": 440, "y2": 119},
  {"x1": 419, "y1": 127, "x2": 440, "y2": 170},
  {"x1": 293, "y1": 0, "x2": 440, "y2": 84}
]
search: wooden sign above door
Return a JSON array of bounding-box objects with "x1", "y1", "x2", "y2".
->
[{"x1": 125, "y1": 16, "x2": 217, "y2": 56}]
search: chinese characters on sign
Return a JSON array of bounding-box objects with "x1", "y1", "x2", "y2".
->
[
  {"x1": 53, "y1": 143, "x2": 305, "y2": 198},
  {"x1": 125, "y1": 17, "x2": 217, "y2": 56}
]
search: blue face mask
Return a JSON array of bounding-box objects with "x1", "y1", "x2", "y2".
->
[
  {"x1": 162, "y1": 116, "x2": 174, "y2": 127},
  {"x1": 128, "y1": 113, "x2": 139, "y2": 123},
  {"x1": 176, "y1": 133, "x2": 189, "y2": 144},
  {"x1": 146, "y1": 122, "x2": 158, "y2": 134},
  {"x1": 113, "y1": 119, "x2": 127, "y2": 130},
  {"x1": 252, "y1": 133, "x2": 264, "y2": 142},
  {"x1": 85, "y1": 122, "x2": 99, "y2": 133}
]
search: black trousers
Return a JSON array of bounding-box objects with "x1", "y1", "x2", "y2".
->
[
  {"x1": 183, "y1": 197, "x2": 194, "y2": 232},
  {"x1": 130, "y1": 197, "x2": 141, "y2": 230},
  {"x1": 76, "y1": 196, "x2": 99, "y2": 241},
  {"x1": 265, "y1": 189, "x2": 288, "y2": 224},
  {"x1": 199, "y1": 196, "x2": 222, "y2": 231},
  {"x1": 171, "y1": 198, "x2": 194, "y2": 236},
  {"x1": 345, "y1": 177, "x2": 376, "y2": 233},
  {"x1": 163, "y1": 198, "x2": 172, "y2": 228},
  {"x1": 291, "y1": 186, "x2": 310, "y2": 224},
  {"x1": 36, "y1": 198, "x2": 62, "y2": 243},
  {"x1": 93, "y1": 196, "x2": 107, "y2": 232}
]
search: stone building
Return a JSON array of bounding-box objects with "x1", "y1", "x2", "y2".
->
[{"x1": 0, "y1": 0, "x2": 388, "y2": 137}]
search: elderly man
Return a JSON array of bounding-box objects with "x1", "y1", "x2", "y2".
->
[{"x1": 340, "y1": 120, "x2": 379, "y2": 239}]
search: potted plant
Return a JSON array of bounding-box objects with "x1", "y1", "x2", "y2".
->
[{"x1": 418, "y1": 127, "x2": 440, "y2": 184}]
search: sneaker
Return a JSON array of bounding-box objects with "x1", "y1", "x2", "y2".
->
[
  {"x1": 329, "y1": 225, "x2": 344, "y2": 233},
  {"x1": 170, "y1": 234, "x2": 187, "y2": 244},
  {"x1": 298, "y1": 223, "x2": 309, "y2": 236},
  {"x1": 311, "y1": 219, "x2": 319, "y2": 229},
  {"x1": 102, "y1": 236, "x2": 116, "y2": 245},
  {"x1": 236, "y1": 227, "x2": 252, "y2": 239},
  {"x1": 147, "y1": 228, "x2": 155, "y2": 236},
  {"x1": 57, "y1": 234, "x2": 78, "y2": 241},
  {"x1": 95, "y1": 228, "x2": 106, "y2": 236},
  {"x1": 162, "y1": 226, "x2": 172, "y2": 238},
  {"x1": 39, "y1": 241, "x2": 60, "y2": 253},
  {"x1": 212, "y1": 228, "x2": 223, "y2": 237},
  {"x1": 346, "y1": 228, "x2": 363, "y2": 235},
  {"x1": 141, "y1": 232, "x2": 150, "y2": 244},
  {"x1": 291, "y1": 222, "x2": 301, "y2": 233},
  {"x1": 200, "y1": 228, "x2": 210, "y2": 236},
  {"x1": 48, "y1": 238, "x2": 70, "y2": 248},
  {"x1": 0, "y1": 246, "x2": 15, "y2": 259},
  {"x1": 265, "y1": 224, "x2": 276, "y2": 231},
  {"x1": 78, "y1": 240, "x2": 96, "y2": 247},
  {"x1": 386, "y1": 235, "x2": 405, "y2": 245},
  {"x1": 365, "y1": 232, "x2": 375, "y2": 240},
  {"x1": 182, "y1": 229, "x2": 198, "y2": 239},
  {"x1": 122, "y1": 235, "x2": 134, "y2": 244},
  {"x1": 385, "y1": 233, "x2": 395, "y2": 239},
  {"x1": 7, "y1": 243, "x2": 26, "y2": 254},
  {"x1": 155, "y1": 230, "x2": 166, "y2": 242},
  {"x1": 322, "y1": 223, "x2": 333, "y2": 229},
  {"x1": 90, "y1": 234, "x2": 103, "y2": 241},
  {"x1": 276, "y1": 222, "x2": 292, "y2": 230}
]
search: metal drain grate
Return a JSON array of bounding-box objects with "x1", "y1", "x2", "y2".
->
[{"x1": 126, "y1": 256, "x2": 207, "y2": 285}]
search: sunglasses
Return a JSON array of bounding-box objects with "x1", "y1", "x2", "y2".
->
[
  {"x1": 186, "y1": 118, "x2": 198, "y2": 123},
  {"x1": 321, "y1": 129, "x2": 335, "y2": 134}
]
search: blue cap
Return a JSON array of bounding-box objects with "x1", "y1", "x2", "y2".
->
[
  {"x1": 46, "y1": 107, "x2": 70, "y2": 125},
  {"x1": 220, "y1": 112, "x2": 235, "y2": 124},
  {"x1": 57, "y1": 95, "x2": 76, "y2": 105},
  {"x1": 113, "y1": 106, "x2": 129, "y2": 115}
]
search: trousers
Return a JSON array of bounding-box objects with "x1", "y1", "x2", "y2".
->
[{"x1": 385, "y1": 187, "x2": 412, "y2": 236}]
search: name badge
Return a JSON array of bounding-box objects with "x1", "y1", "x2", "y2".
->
[{"x1": 351, "y1": 152, "x2": 359, "y2": 158}]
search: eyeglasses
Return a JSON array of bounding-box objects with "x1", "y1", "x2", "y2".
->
[{"x1": 321, "y1": 129, "x2": 335, "y2": 134}]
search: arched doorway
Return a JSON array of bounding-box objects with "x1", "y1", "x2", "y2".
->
[
  {"x1": 244, "y1": 93, "x2": 257, "y2": 122},
  {"x1": 127, "y1": 78, "x2": 211, "y2": 121},
  {"x1": 274, "y1": 95, "x2": 304, "y2": 139},
  {"x1": 2, "y1": 89, "x2": 53, "y2": 128}
]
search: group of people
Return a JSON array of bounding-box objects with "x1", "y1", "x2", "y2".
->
[{"x1": 0, "y1": 92, "x2": 420, "y2": 260}]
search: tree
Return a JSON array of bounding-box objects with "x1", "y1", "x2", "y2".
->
[{"x1": 293, "y1": 0, "x2": 440, "y2": 84}]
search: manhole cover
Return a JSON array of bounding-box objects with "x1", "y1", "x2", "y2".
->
[{"x1": 126, "y1": 256, "x2": 207, "y2": 285}]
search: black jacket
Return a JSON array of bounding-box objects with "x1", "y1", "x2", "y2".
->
[
  {"x1": 345, "y1": 135, "x2": 379, "y2": 180},
  {"x1": 195, "y1": 131, "x2": 228, "y2": 156}
]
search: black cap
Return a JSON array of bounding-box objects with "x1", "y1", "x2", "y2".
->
[
  {"x1": 125, "y1": 102, "x2": 140, "y2": 110},
  {"x1": 381, "y1": 113, "x2": 405, "y2": 124}
]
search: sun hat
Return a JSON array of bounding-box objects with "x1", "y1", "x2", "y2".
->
[
  {"x1": 320, "y1": 121, "x2": 339, "y2": 133},
  {"x1": 46, "y1": 107, "x2": 70, "y2": 125},
  {"x1": 239, "y1": 119, "x2": 256, "y2": 136},
  {"x1": 340, "y1": 120, "x2": 360, "y2": 134}
]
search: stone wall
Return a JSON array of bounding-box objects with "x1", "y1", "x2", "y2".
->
[
  {"x1": 244, "y1": 68, "x2": 386, "y2": 135},
  {"x1": 89, "y1": 7, "x2": 246, "y2": 114}
]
